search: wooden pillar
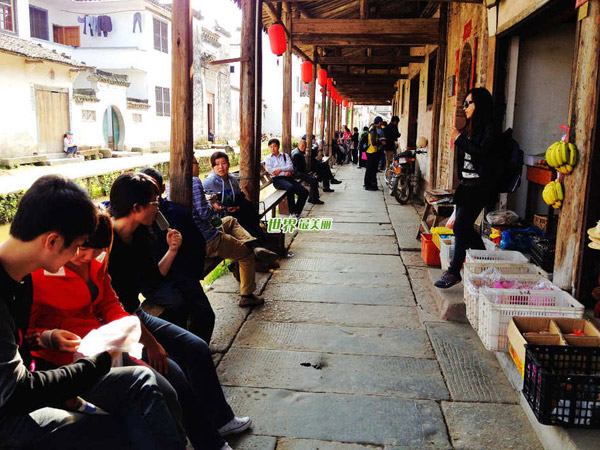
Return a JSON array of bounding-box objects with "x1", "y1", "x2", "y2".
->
[
  {"x1": 305, "y1": 50, "x2": 317, "y2": 170},
  {"x1": 239, "y1": 0, "x2": 261, "y2": 204},
  {"x1": 169, "y1": 0, "x2": 193, "y2": 207},
  {"x1": 319, "y1": 80, "x2": 327, "y2": 150},
  {"x1": 325, "y1": 94, "x2": 332, "y2": 157},
  {"x1": 428, "y1": 3, "x2": 448, "y2": 189},
  {"x1": 282, "y1": 2, "x2": 293, "y2": 154},
  {"x1": 554, "y1": 0, "x2": 600, "y2": 293}
]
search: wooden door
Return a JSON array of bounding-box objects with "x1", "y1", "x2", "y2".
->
[
  {"x1": 36, "y1": 89, "x2": 69, "y2": 154},
  {"x1": 407, "y1": 76, "x2": 420, "y2": 148}
]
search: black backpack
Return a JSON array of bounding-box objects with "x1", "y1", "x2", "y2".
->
[
  {"x1": 359, "y1": 133, "x2": 369, "y2": 152},
  {"x1": 494, "y1": 128, "x2": 524, "y2": 194}
]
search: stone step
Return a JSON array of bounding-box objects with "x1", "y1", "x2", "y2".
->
[
  {"x1": 0, "y1": 154, "x2": 47, "y2": 168},
  {"x1": 111, "y1": 151, "x2": 139, "y2": 158},
  {"x1": 46, "y1": 157, "x2": 81, "y2": 166}
]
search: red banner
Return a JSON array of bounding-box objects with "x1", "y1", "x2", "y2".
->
[{"x1": 576, "y1": 0, "x2": 588, "y2": 8}]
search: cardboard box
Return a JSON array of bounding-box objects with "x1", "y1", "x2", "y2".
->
[{"x1": 507, "y1": 317, "x2": 600, "y2": 377}]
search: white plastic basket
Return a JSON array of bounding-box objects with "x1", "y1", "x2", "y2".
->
[
  {"x1": 463, "y1": 262, "x2": 548, "y2": 280},
  {"x1": 466, "y1": 249, "x2": 528, "y2": 263},
  {"x1": 440, "y1": 238, "x2": 455, "y2": 272},
  {"x1": 477, "y1": 289, "x2": 584, "y2": 352},
  {"x1": 463, "y1": 273, "x2": 551, "y2": 332}
]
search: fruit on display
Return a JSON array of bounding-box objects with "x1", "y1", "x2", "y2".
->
[
  {"x1": 542, "y1": 180, "x2": 564, "y2": 209},
  {"x1": 545, "y1": 141, "x2": 578, "y2": 174}
]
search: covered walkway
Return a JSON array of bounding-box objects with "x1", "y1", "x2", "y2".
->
[{"x1": 205, "y1": 166, "x2": 541, "y2": 449}]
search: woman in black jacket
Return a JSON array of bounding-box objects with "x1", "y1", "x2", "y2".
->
[{"x1": 435, "y1": 87, "x2": 497, "y2": 289}]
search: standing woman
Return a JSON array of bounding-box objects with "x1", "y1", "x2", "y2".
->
[{"x1": 435, "y1": 88, "x2": 497, "y2": 289}]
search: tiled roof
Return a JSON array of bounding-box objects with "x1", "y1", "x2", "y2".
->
[{"x1": 0, "y1": 32, "x2": 88, "y2": 68}]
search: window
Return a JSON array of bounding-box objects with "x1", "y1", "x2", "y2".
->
[
  {"x1": 426, "y1": 49, "x2": 438, "y2": 107},
  {"x1": 132, "y1": 113, "x2": 142, "y2": 123},
  {"x1": 295, "y1": 112, "x2": 302, "y2": 128},
  {"x1": 230, "y1": 65, "x2": 235, "y2": 74},
  {"x1": 82, "y1": 110, "x2": 96, "y2": 122},
  {"x1": 0, "y1": 0, "x2": 15, "y2": 33},
  {"x1": 53, "y1": 25, "x2": 80, "y2": 47},
  {"x1": 153, "y1": 18, "x2": 168, "y2": 53},
  {"x1": 155, "y1": 86, "x2": 170, "y2": 117},
  {"x1": 29, "y1": 6, "x2": 48, "y2": 40}
]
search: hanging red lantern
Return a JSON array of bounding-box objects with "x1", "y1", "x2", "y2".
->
[
  {"x1": 301, "y1": 61, "x2": 313, "y2": 84},
  {"x1": 268, "y1": 24, "x2": 286, "y2": 56},
  {"x1": 318, "y1": 69, "x2": 327, "y2": 87},
  {"x1": 343, "y1": 99, "x2": 348, "y2": 107},
  {"x1": 327, "y1": 78, "x2": 333, "y2": 91},
  {"x1": 320, "y1": 88, "x2": 324, "y2": 94},
  {"x1": 326, "y1": 90, "x2": 331, "y2": 97}
]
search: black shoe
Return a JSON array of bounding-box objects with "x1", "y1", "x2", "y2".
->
[
  {"x1": 434, "y1": 271, "x2": 462, "y2": 289},
  {"x1": 308, "y1": 198, "x2": 324, "y2": 205},
  {"x1": 323, "y1": 188, "x2": 335, "y2": 193},
  {"x1": 331, "y1": 179, "x2": 342, "y2": 184},
  {"x1": 365, "y1": 186, "x2": 379, "y2": 191}
]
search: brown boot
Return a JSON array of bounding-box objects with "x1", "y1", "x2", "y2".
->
[{"x1": 239, "y1": 294, "x2": 265, "y2": 307}]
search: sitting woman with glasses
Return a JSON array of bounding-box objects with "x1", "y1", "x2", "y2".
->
[{"x1": 434, "y1": 87, "x2": 498, "y2": 289}]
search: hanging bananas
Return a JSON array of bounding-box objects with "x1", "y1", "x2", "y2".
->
[
  {"x1": 542, "y1": 180, "x2": 564, "y2": 209},
  {"x1": 544, "y1": 141, "x2": 578, "y2": 174}
]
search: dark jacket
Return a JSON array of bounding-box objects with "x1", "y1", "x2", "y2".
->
[
  {"x1": 384, "y1": 123, "x2": 400, "y2": 152},
  {"x1": 455, "y1": 122, "x2": 496, "y2": 187},
  {"x1": 291, "y1": 147, "x2": 310, "y2": 176},
  {"x1": 0, "y1": 263, "x2": 111, "y2": 414}
]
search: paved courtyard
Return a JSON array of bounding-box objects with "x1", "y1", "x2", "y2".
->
[{"x1": 205, "y1": 165, "x2": 542, "y2": 449}]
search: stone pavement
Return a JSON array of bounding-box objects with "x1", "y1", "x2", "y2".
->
[{"x1": 205, "y1": 165, "x2": 543, "y2": 449}]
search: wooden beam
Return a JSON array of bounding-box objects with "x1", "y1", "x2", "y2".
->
[
  {"x1": 428, "y1": 3, "x2": 448, "y2": 189},
  {"x1": 210, "y1": 57, "x2": 249, "y2": 65},
  {"x1": 293, "y1": 18, "x2": 438, "y2": 37},
  {"x1": 360, "y1": 0, "x2": 369, "y2": 19},
  {"x1": 239, "y1": 0, "x2": 260, "y2": 204},
  {"x1": 305, "y1": 49, "x2": 318, "y2": 170},
  {"x1": 282, "y1": 2, "x2": 292, "y2": 154},
  {"x1": 169, "y1": 0, "x2": 193, "y2": 207},
  {"x1": 331, "y1": 75, "x2": 408, "y2": 83},
  {"x1": 254, "y1": 0, "x2": 263, "y2": 204},
  {"x1": 295, "y1": 35, "x2": 438, "y2": 47},
  {"x1": 266, "y1": 0, "x2": 481, "y2": 2},
  {"x1": 317, "y1": 56, "x2": 425, "y2": 65}
]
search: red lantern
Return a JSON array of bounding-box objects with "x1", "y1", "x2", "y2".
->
[
  {"x1": 320, "y1": 88, "x2": 324, "y2": 94},
  {"x1": 301, "y1": 61, "x2": 313, "y2": 84},
  {"x1": 268, "y1": 24, "x2": 286, "y2": 56},
  {"x1": 326, "y1": 90, "x2": 331, "y2": 97},
  {"x1": 318, "y1": 69, "x2": 327, "y2": 87},
  {"x1": 327, "y1": 78, "x2": 333, "y2": 91},
  {"x1": 343, "y1": 99, "x2": 348, "y2": 107}
]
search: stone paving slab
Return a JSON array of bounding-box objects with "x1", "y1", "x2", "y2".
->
[
  {"x1": 250, "y1": 301, "x2": 423, "y2": 329},
  {"x1": 227, "y1": 434, "x2": 277, "y2": 450},
  {"x1": 322, "y1": 212, "x2": 391, "y2": 223},
  {"x1": 426, "y1": 323, "x2": 517, "y2": 404},
  {"x1": 223, "y1": 387, "x2": 450, "y2": 448},
  {"x1": 316, "y1": 222, "x2": 394, "y2": 236},
  {"x1": 218, "y1": 348, "x2": 449, "y2": 400},
  {"x1": 291, "y1": 240, "x2": 399, "y2": 255},
  {"x1": 261, "y1": 283, "x2": 416, "y2": 306},
  {"x1": 406, "y1": 267, "x2": 445, "y2": 324},
  {"x1": 234, "y1": 321, "x2": 434, "y2": 358},
  {"x1": 206, "y1": 271, "x2": 272, "y2": 295},
  {"x1": 401, "y1": 250, "x2": 428, "y2": 267},
  {"x1": 441, "y1": 402, "x2": 543, "y2": 450},
  {"x1": 292, "y1": 233, "x2": 397, "y2": 245},
  {"x1": 207, "y1": 292, "x2": 251, "y2": 352},
  {"x1": 311, "y1": 204, "x2": 386, "y2": 214},
  {"x1": 276, "y1": 438, "x2": 380, "y2": 449},
  {"x1": 278, "y1": 254, "x2": 405, "y2": 273},
  {"x1": 269, "y1": 270, "x2": 409, "y2": 288}
]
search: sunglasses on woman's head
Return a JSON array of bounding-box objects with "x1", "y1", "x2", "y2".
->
[{"x1": 463, "y1": 100, "x2": 474, "y2": 109}]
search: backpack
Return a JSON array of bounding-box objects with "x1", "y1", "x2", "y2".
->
[
  {"x1": 494, "y1": 128, "x2": 524, "y2": 194},
  {"x1": 359, "y1": 133, "x2": 369, "y2": 152}
]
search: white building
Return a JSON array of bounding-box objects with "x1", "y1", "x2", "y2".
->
[{"x1": 0, "y1": 0, "x2": 237, "y2": 158}]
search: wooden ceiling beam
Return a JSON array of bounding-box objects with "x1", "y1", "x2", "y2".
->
[
  {"x1": 296, "y1": 36, "x2": 438, "y2": 46},
  {"x1": 360, "y1": 0, "x2": 370, "y2": 19},
  {"x1": 293, "y1": 18, "x2": 438, "y2": 37},
  {"x1": 265, "y1": 0, "x2": 482, "y2": 3},
  {"x1": 318, "y1": 55, "x2": 425, "y2": 65}
]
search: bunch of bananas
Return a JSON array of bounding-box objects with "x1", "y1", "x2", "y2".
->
[
  {"x1": 542, "y1": 180, "x2": 564, "y2": 209},
  {"x1": 545, "y1": 141, "x2": 578, "y2": 174}
]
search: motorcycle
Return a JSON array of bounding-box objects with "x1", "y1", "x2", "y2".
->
[{"x1": 384, "y1": 145, "x2": 427, "y2": 204}]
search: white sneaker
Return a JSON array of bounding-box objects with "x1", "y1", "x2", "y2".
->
[
  {"x1": 220, "y1": 444, "x2": 233, "y2": 450},
  {"x1": 217, "y1": 416, "x2": 252, "y2": 436}
]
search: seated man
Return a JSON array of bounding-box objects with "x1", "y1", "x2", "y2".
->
[
  {"x1": 303, "y1": 134, "x2": 342, "y2": 189},
  {"x1": 291, "y1": 140, "x2": 324, "y2": 205},
  {"x1": 0, "y1": 174, "x2": 184, "y2": 450},
  {"x1": 140, "y1": 167, "x2": 215, "y2": 343},
  {"x1": 202, "y1": 152, "x2": 265, "y2": 242},
  {"x1": 189, "y1": 157, "x2": 275, "y2": 307},
  {"x1": 264, "y1": 138, "x2": 309, "y2": 217}
]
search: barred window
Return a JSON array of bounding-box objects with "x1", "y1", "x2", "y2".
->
[
  {"x1": 82, "y1": 110, "x2": 96, "y2": 122},
  {"x1": 155, "y1": 86, "x2": 170, "y2": 117}
]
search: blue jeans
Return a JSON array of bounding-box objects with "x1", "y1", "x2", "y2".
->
[
  {"x1": 0, "y1": 366, "x2": 185, "y2": 450},
  {"x1": 137, "y1": 310, "x2": 234, "y2": 450},
  {"x1": 272, "y1": 176, "x2": 309, "y2": 215}
]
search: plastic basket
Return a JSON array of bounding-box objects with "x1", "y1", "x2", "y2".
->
[
  {"x1": 439, "y1": 238, "x2": 455, "y2": 272},
  {"x1": 466, "y1": 249, "x2": 528, "y2": 263},
  {"x1": 523, "y1": 345, "x2": 600, "y2": 428},
  {"x1": 477, "y1": 289, "x2": 584, "y2": 351},
  {"x1": 463, "y1": 262, "x2": 548, "y2": 280},
  {"x1": 463, "y1": 274, "x2": 551, "y2": 332}
]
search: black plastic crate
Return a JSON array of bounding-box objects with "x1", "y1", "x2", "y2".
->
[{"x1": 523, "y1": 345, "x2": 600, "y2": 427}]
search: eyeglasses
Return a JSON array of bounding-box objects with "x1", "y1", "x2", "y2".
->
[{"x1": 463, "y1": 100, "x2": 475, "y2": 109}]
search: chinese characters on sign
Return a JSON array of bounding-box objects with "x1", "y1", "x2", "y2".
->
[{"x1": 267, "y1": 218, "x2": 333, "y2": 233}]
